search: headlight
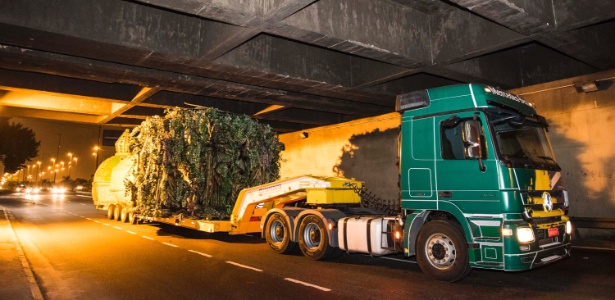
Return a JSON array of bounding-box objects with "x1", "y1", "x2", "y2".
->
[
  {"x1": 566, "y1": 221, "x2": 572, "y2": 235},
  {"x1": 517, "y1": 227, "x2": 535, "y2": 243}
]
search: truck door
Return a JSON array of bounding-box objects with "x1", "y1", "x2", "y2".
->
[
  {"x1": 400, "y1": 115, "x2": 437, "y2": 210},
  {"x1": 436, "y1": 112, "x2": 499, "y2": 214}
]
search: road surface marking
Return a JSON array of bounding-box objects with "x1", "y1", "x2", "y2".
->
[
  {"x1": 284, "y1": 278, "x2": 331, "y2": 292},
  {"x1": 226, "y1": 261, "x2": 263, "y2": 272},
  {"x1": 103, "y1": 223, "x2": 110, "y2": 226},
  {"x1": 142, "y1": 235, "x2": 154, "y2": 240},
  {"x1": 113, "y1": 226, "x2": 123, "y2": 230},
  {"x1": 85, "y1": 218, "x2": 92, "y2": 221},
  {"x1": 162, "y1": 242, "x2": 179, "y2": 248},
  {"x1": 125, "y1": 230, "x2": 137, "y2": 235},
  {"x1": 93, "y1": 220, "x2": 101, "y2": 223},
  {"x1": 188, "y1": 250, "x2": 212, "y2": 258}
]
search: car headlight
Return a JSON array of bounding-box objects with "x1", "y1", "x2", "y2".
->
[
  {"x1": 517, "y1": 227, "x2": 535, "y2": 243},
  {"x1": 566, "y1": 221, "x2": 572, "y2": 235}
]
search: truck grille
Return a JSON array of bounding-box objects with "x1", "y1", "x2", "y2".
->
[
  {"x1": 538, "y1": 237, "x2": 560, "y2": 248},
  {"x1": 533, "y1": 217, "x2": 562, "y2": 226}
]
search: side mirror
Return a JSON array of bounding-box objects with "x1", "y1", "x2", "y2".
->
[
  {"x1": 462, "y1": 120, "x2": 486, "y2": 172},
  {"x1": 462, "y1": 120, "x2": 482, "y2": 159}
]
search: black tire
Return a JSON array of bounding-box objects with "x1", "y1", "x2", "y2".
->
[
  {"x1": 107, "y1": 204, "x2": 116, "y2": 219},
  {"x1": 128, "y1": 212, "x2": 137, "y2": 225},
  {"x1": 416, "y1": 220, "x2": 471, "y2": 282},
  {"x1": 113, "y1": 205, "x2": 122, "y2": 221},
  {"x1": 120, "y1": 209, "x2": 129, "y2": 223},
  {"x1": 298, "y1": 215, "x2": 337, "y2": 260},
  {"x1": 265, "y1": 213, "x2": 296, "y2": 254}
]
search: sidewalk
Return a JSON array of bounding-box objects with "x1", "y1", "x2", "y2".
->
[{"x1": 0, "y1": 207, "x2": 43, "y2": 300}]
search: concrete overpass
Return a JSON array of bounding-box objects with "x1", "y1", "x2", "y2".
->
[{"x1": 1, "y1": 0, "x2": 614, "y2": 134}]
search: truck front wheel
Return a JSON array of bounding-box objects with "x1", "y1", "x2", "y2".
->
[
  {"x1": 416, "y1": 220, "x2": 471, "y2": 282},
  {"x1": 298, "y1": 215, "x2": 336, "y2": 260},
  {"x1": 265, "y1": 213, "x2": 296, "y2": 254}
]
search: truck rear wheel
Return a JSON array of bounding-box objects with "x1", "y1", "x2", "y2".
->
[
  {"x1": 298, "y1": 215, "x2": 335, "y2": 260},
  {"x1": 416, "y1": 220, "x2": 471, "y2": 282},
  {"x1": 128, "y1": 212, "x2": 137, "y2": 225},
  {"x1": 113, "y1": 205, "x2": 122, "y2": 221},
  {"x1": 120, "y1": 209, "x2": 129, "y2": 223},
  {"x1": 107, "y1": 204, "x2": 116, "y2": 219},
  {"x1": 265, "y1": 213, "x2": 296, "y2": 254}
]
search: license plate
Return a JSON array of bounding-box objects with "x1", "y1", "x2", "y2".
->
[{"x1": 548, "y1": 227, "x2": 559, "y2": 237}]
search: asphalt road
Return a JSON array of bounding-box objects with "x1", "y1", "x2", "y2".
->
[{"x1": 2, "y1": 192, "x2": 614, "y2": 300}]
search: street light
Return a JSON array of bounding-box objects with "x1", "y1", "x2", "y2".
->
[
  {"x1": 67, "y1": 156, "x2": 78, "y2": 179},
  {"x1": 93, "y1": 146, "x2": 101, "y2": 173},
  {"x1": 36, "y1": 161, "x2": 41, "y2": 186},
  {"x1": 67, "y1": 153, "x2": 73, "y2": 179}
]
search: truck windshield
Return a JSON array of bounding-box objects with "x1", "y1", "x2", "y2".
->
[{"x1": 487, "y1": 110, "x2": 560, "y2": 170}]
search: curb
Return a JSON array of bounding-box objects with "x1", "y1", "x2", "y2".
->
[{"x1": 1, "y1": 207, "x2": 44, "y2": 300}]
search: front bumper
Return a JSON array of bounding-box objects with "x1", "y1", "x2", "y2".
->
[{"x1": 503, "y1": 241, "x2": 571, "y2": 271}]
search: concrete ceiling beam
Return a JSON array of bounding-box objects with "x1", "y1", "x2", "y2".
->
[
  {"x1": 0, "y1": 105, "x2": 106, "y2": 124},
  {"x1": 277, "y1": 0, "x2": 431, "y2": 68},
  {"x1": 0, "y1": 68, "x2": 140, "y2": 101},
  {"x1": 449, "y1": 0, "x2": 555, "y2": 35}
]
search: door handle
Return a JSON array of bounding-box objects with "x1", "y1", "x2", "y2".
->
[{"x1": 439, "y1": 191, "x2": 452, "y2": 198}]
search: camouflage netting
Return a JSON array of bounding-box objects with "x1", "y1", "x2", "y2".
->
[{"x1": 127, "y1": 108, "x2": 283, "y2": 219}]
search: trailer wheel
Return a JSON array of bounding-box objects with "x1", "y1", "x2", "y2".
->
[
  {"x1": 113, "y1": 205, "x2": 123, "y2": 221},
  {"x1": 107, "y1": 204, "x2": 116, "y2": 219},
  {"x1": 298, "y1": 215, "x2": 335, "y2": 260},
  {"x1": 265, "y1": 213, "x2": 296, "y2": 254},
  {"x1": 120, "y1": 209, "x2": 129, "y2": 223},
  {"x1": 128, "y1": 212, "x2": 137, "y2": 225},
  {"x1": 416, "y1": 220, "x2": 471, "y2": 282}
]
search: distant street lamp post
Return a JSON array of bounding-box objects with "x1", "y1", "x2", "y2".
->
[
  {"x1": 93, "y1": 146, "x2": 100, "y2": 174},
  {"x1": 50, "y1": 158, "x2": 57, "y2": 184},
  {"x1": 52, "y1": 133, "x2": 62, "y2": 185},
  {"x1": 60, "y1": 161, "x2": 65, "y2": 179},
  {"x1": 67, "y1": 153, "x2": 73, "y2": 179},
  {"x1": 36, "y1": 161, "x2": 41, "y2": 186},
  {"x1": 67, "y1": 156, "x2": 78, "y2": 179}
]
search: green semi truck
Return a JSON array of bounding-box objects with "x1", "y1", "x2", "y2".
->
[
  {"x1": 94, "y1": 83, "x2": 571, "y2": 282},
  {"x1": 393, "y1": 83, "x2": 571, "y2": 281}
]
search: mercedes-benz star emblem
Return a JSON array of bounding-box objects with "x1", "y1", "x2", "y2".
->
[{"x1": 542, "y1": 192, "x2": 553, "y2": 212}]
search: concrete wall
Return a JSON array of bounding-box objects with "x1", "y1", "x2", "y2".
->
[
  {"x1": 278, "y1": 112, "x2": 400, "y2": 201},
  {"x1": 511, "y1": 69, "x2": 615, "y2": 219},
  {"x1": 279, "y1": 69, "x2": 615, "y2": 225}
]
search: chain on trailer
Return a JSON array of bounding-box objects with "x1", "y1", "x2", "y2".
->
[{"x1": 344, "y1": 182, "x2": 400, "y2": 216}]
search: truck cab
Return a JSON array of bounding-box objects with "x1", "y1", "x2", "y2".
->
[{"x1": 397, "y1": 84, "x2": 572, "y2": 281}]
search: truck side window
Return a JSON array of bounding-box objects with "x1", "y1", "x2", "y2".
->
[
  {"x1": 441, "y1": 122, "x2": 466, "y2": 160},
  {"x1": 441, "y1": 118, "x2": 486, "y2": 160}
]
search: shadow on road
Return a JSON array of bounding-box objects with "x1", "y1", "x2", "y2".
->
[{"x1": 151, "y1": 222, "x2": 264, "y2": 244}]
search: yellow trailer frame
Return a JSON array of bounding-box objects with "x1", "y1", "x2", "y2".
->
[{"x1": 153, "y1": 175, "x2": 362, "y2": 235}]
